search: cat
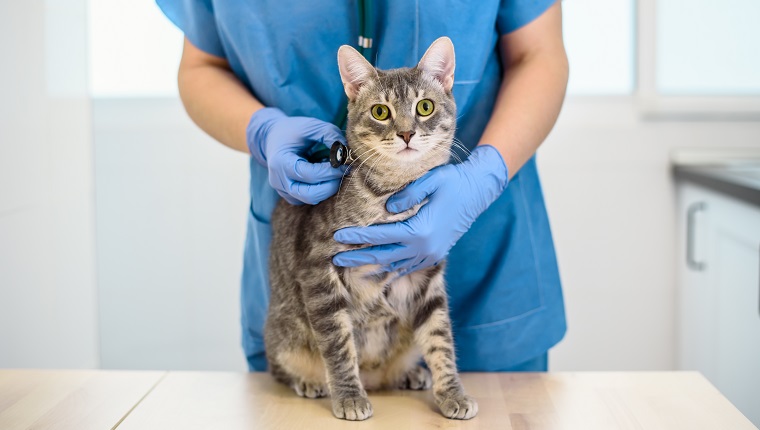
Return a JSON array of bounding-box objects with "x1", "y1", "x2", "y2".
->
[{"x1": 264, "y1": 37, "x2": 477, "y2": 421}]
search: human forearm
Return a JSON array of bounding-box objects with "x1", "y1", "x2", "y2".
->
[
  {"x1": 177, "y1": 38, "x2": 263, "y2": 153},
  {"x1": 478, "y1": 2, "x2": 568, "y2": 178}
]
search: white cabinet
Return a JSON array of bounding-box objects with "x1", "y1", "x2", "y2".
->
[
  {"x1": 676, "y1": 185, "x2": 717, "y2": 378},
  {"x1": 676, "y1": 182, "x2": 760, "y2": 426}
]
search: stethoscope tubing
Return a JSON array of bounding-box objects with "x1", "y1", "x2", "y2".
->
[{"x1": 330, "y1": 0, "x2": 376, "y2": 167}]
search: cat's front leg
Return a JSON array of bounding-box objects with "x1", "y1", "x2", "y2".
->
[
  {"x1": 304, "y1": 275, "x2": 373, "y2": 421},
  {"x1": 413, "y1": 270, "x2": 478, "y2": 420}
]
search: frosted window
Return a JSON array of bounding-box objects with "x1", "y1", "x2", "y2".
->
[
  {"x1": 89, "y1": 0, "x2": 182, "y2": 97},
  {"x1": 562, "y1": 0, "x2": 636, "y2": 95},
  {"x1": 657, "y1": 0, "x2": 760, "y2": 95}
]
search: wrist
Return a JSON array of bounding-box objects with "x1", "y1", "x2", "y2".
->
[
  {"x1": 470, "y1": 144, "x2": 509, "y2": 191},
  {"x1": 246, "y1": 107, "x2": 287, "y2": 166}
]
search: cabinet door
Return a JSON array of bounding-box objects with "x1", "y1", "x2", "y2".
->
[
  {"x1": 710, "y1": 194, "x2": 760, "y2": 427},
  {"x1": 676, "y1": 183, "x2": 717, "y2": 379}
]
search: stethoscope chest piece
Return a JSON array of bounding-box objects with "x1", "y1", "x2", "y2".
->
[{"x1": 330, "y1": 141, "x2": 349, "y2": 168}]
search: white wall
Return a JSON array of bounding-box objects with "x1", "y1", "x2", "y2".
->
[
  {"x1": 88, "y1": 0, "x2": 182, "y2": 97},
  {"x1": 93, "y1": 99, "x2": 249, "y2": 371},
  {"x1": 0, "y1": 1, "x2": 98, "y2": 368},
  {"x1": 541, "y1": 99, "x2": 760, "y2": 370}
]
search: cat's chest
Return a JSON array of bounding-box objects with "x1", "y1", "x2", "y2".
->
[
  {"x1": 334, "y1": 191, "x2": 427, "y2": 320},
  {"x1": 345, "y1": 266, "x2": 427, "y2": 323},
  {"x1": 347, "y1": 269, "x2": 431, "y2": 370},
  {"x1": 344, "y1": 195, "x2": 424, "y2": 229}
]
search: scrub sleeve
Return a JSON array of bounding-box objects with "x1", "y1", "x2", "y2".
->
[
  {"x1": 156, "y1": 0, "x2": 225, "y2": 57},
  {"x1": 498, "y1": 0, "x2": 557, "y2": 34}
]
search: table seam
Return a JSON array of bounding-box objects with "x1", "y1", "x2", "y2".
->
[{"x1": 110, "y1": 371, "x2": 169, "y2": 430}]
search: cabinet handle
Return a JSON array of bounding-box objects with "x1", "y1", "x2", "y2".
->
[{"x1": 686, "y1": 202, "x2": 707, "y2": 271}]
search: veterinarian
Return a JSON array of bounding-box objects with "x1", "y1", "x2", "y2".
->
[{"x1": 157, "y1": 0, "x2": 568, "y2": 372}]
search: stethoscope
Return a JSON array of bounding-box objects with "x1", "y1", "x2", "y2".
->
[{"x1": 307, "y1": 0, "x2": 375, "y2": 168}]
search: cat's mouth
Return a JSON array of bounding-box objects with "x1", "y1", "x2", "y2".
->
[{"x1": 395, "y1": 146, "x2": 423, "y2": 160}]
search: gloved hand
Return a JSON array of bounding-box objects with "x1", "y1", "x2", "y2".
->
[
  {"x1": 247, "y1": 107, "x2": 346, "y2": 205},
  {"x1": 332, "y1": 144, "x2": 509, "y2": 275}
]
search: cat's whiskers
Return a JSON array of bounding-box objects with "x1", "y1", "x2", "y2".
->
[
  {"x1": 346, "y1": 146, "x2": 380, "y2": 179},
  {"x1": 441, "y1": 140, "x2": 471, "y2": 163},
  {"x1": 338, "y1": 146, "x2": 366, "y2": 180},
  {"x1": 451, "y1": 145, "x2": 470, "y2": 156},
  {"x1": 420, "y1": 136, "x2": 462, "y2": 164},
  {"x1": 451, "y1": 138, "x2": 472, "y2": 156},
  {"x1": 342, "y1": 146, "x2": 384, "y2": 202},
  {"x1": 427, "y1": 143, "x2": 462, "y2": 165},
  {"x1": 357, "y1": 144, "x2": 393, "y2": 190},
  {"x1": 444, "y1": 147, "x2": 466, "y2": 164},
  {"x1": 353, "y1": 153, "x2": 385, "y2": 199},
  {"x1": 364, "y1": 151, "x2": 389, "y2": 189},
  {"x1": 337, "y1": 145, "x2": 380, "y2": 198},
  {"x1": 451, "y1": 145, "x2": 471, "y2": 156},
  {"x1": 413, "y1": 135, "x2": 452, "y2": 161}
]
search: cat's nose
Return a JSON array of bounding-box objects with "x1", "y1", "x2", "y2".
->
[{"x1": 397, "y1": 130, "x2": 416, "y2": 144}]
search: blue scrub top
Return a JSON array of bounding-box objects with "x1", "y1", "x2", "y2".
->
[{"x1": 157, "y1": 0, "x2": 567, "y2": 372}]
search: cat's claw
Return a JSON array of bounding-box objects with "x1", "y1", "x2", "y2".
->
[
  {"x1": 332, "y1": 395, "x2": 373, "y2": 421},
  {"x1": 438, "y1": 394, "x2": 478, "y2": 420},
  {"x1": 293, "y1": 380, "x2": 328, "y2": 399},
  {"x1": 398, "y1": 365, "x2": 432, "y2": 390}
]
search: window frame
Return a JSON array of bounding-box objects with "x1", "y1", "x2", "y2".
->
[{"x1": 634, "y1": 0, "x2": 760, "y2": 120}]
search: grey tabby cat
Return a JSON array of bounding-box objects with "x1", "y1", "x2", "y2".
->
[{"x1": 264, "y1": 37, "x2": 477, "y2": 421}]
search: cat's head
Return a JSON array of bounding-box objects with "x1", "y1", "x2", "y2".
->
[{"x1": 337, "y1": 37, "x2": 456, "y2": 190}]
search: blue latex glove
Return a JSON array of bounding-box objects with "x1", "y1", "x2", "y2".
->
[
  {"x1": 247, "y1": 107, "x2": 346, "y2": 205},
  {"x1": 332, "y1": 145, "x2": 509, "y2": 275}
]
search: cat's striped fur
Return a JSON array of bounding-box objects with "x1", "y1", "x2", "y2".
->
[{"x1": 264, "y1": 38, "x2": 477, "y2": 421}]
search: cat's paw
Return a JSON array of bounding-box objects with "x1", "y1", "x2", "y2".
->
[
  {"x1": 332, "y1": 395, "x2": 373, "y2": 421},
  {"x1": 437, "y1": 393, "x2": 478, "y2": 420},
  {"x1": 398, "y1": 365, "x2": 432, "y2": 390},
  {"x1": 292, "y1": 380, "x2": 328, "y2": 399}
]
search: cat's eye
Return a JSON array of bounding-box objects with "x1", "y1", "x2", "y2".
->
[
  {"x1": 416, "y1": 99, "x2": 435, "y2": 116},
  {"x1": 371, "y1": 104, "x2": 390, "y2": 121}
]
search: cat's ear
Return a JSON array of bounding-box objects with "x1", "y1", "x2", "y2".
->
[
  {"x1": 417, "y1": 37, "x2": 456, "y2": 92},
  {"x1": 337, "y1": 45, "x2": 377, "y2": 101}
]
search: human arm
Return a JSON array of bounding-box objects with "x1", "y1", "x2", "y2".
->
[
  {"x1": 177, "y1": 37, "x2": 262, "y2": 153},
  {"x1": 479, "y1": 1, "x2": 568, "y2": 179},
  {"x1": 332, "y1": 2, "x2": 568, "y2": 272},
  {"x1": 177, "y1": 37, "x2": 346, "y2": 205}
]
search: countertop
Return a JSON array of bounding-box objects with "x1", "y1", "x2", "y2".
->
[
  {"x1": 0, "y1": 370, "x2": 756, "y2": 430},
  {"x1": 671, "y1": 148, "x2": 760, "y2": 207}
]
